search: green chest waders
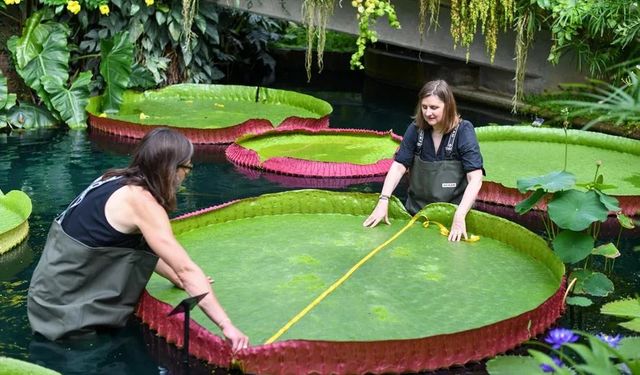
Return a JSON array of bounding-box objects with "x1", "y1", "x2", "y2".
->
[
  {"x1": 27, "y1": 177, "x2": 159, "y2": 341},
  {"x1": 405, "y1": 126, "x2": 467, "y2": 215}
]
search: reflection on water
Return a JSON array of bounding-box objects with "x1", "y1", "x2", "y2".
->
[{"x1": 0, "y1": 80, "x2": 637, "y2": 375}]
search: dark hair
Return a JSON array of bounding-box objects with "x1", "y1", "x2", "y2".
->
[
  {"x1": 414, "y1": 80, "x2": 459, "y2": 133},
  {"x1": 103, "y1": 128, "x2": 194, "y2": 212}
]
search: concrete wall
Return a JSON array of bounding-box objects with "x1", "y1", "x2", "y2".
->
[{"x1": 213, "y1": 0, "x2": 584, "y2": 95}]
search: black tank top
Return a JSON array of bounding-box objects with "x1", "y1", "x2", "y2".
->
[{"x1": 62, "y1": 179, "x2": 144, "y2": 249}]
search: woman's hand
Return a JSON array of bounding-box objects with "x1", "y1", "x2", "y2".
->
[
  {"x1": 221, "y1": 322, "x2": 250, "y2": 353},
  {"x1": 363, "y1": 200, "x2": 390, "y2": 228},
  {"x1": 448, "y1": 214, "x2": 467, "y2": 241}
]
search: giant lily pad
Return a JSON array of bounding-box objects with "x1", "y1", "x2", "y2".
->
[
  {"x1": 226, "y1": 129, "x2": 401, "y2": 178},
  {"x1": 477, "y1": 126, "x2": 640, "y2": 215},
  {"x1": 86, "y1": 84, "x2": 333, "y2": 144},
  {"x1": 0, "y1": 357, "x2": 60, "y2": 375},
  {"x1": 137, "y1": 190, "x2": 565, "y2": 374},
  {"x1": 0, "y1": 189, "x2": 32, "y2": 254}
]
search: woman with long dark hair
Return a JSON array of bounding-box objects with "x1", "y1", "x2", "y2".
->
[
  {"x1": 363, "y1": 80, "x2": 484, "y2": 241},
  {"x1": 28, "y1": 128, "x2": 249, "y2": 351}
]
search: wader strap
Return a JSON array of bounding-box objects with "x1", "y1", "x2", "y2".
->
[
  {"x1": 56, "y1": 176, "x2": 121, "y2": 224},
  {"x1": 444, "y1": 126, "x2": 459, "y2": 158},
  {"x1": 415, "y1": 128, "x2": 424, "y2": 155},
  {"x1": 415, "y1": 125, "x2": 459, "y2": 157}
]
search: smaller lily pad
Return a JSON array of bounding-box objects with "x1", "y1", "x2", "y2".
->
[
  {"x1": 571, "y1": 269, "x2": 614, "y2": 297},
  {"x1": 517, "y1": 171, "x2": 576, "y2": 193},
  {"x1": 591, "y1": 243, "x2": 620, "y2": 259},
  {"x1": 548, "y1": 190, "x2": 609, "y2": 231}
]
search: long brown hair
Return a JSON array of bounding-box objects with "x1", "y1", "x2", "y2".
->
[
  {"x1": 103, "y1": 128, "x2": 194, "y2": 212},
  {"x1": 414, "y1": 80, "x2": 459, "y2": 133}
]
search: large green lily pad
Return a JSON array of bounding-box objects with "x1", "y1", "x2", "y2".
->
[
  {"x1": 237, "y1": 131, "x2": 399, "y2": 164},
  {"x1": 477, "y1": 126, "x2": 640, "y2": 196},
  {"x1": 146, "y1": 190, "x2": 564, "y2": 344},
  {"x1": 0, "y1": 190, "x2": 32, "y2": 254},
  {"x1": 0, "y1": 357, "x2": 60, "y2": 375},
  {"x1": 86, "y1": 84, "x2": 332, "y2": 129}
]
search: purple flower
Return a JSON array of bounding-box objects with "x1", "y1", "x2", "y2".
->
[
  {"x1": 597, "y1": 333, "x2": 622, "y2": 348},
  {"x1": 540, "y1": 356, "x2": 564, "y2": 373},
  {"x1": 544, "y1": 328, "x2": 579, "y2": 349}
]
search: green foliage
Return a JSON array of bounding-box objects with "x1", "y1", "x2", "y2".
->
[
  {"x1": 350, "y1": 0, "x2": 401, "y2": 70},
  {"x1": 42, "y1": 72, "x2": 93, "y2": 128},
  {"x1": 488, "y1": 330, "x2": 640, "y2": 375},
  {"x1": 99, "y1": 32, "x2": 133, "y2": 113},
  {"x1": 0, "y1": 357, "x2": 60, "y2": 375},
  {"x1": 273, "y1": 23, "x2": 357, "y2": 53},
  {"x1": 601, "y1": 298, "x2": 640, "y2": 333},
  {"x1": 515, "y1": 162, "x2": 629, "y2": 299}
]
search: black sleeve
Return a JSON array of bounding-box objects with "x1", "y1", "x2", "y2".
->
[
  {"x1": 393, "y1": 122, "x2": 418, "y2": 168},
  {"x1": 457, "y1": 120, "x2": 484, "y2": 173}
]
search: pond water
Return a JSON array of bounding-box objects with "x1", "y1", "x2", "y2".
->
[{"x1": 0, "y1": 77, "x2": 638, "y2": 375}]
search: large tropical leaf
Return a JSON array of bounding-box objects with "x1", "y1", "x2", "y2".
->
[
  {"x1": 5, "y1": 103, "x2": 59, "y2": 129},
  {"x1": 100, "y1": 32, "x2": 133, "y2": 113},
  {"x1": 8, "y1": 17, "x2": 70, "y2": 111},
  {"x1": 548, "y1": 190, "x2": 609, "y2": 231},
  {"x1": 42, "y1": 72, "x2": 93, "y2": 128},
  {"x1": 600, "y1": 298, "x2": 640, "y2": 333},
  {"x1": 7, "y1": 11, "x2": 49, "y2": 70}
]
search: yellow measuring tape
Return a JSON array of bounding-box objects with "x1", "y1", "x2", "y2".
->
[{"x1": 264, "y1": 214, "x2": 479, "y2": 344}]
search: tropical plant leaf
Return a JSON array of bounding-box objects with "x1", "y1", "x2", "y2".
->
[
  {"x1": 601, "y1": 298, "x2": 640, "y2": 333},
  {"x1": 0, "y1": 70, "x2": 7, "y2": 111},
  {"x1": 8, "y1": 15, "x2": 70, "y2": 111},
  {"x1": 516, "y1": 171, "x2": 576, "y2": 193},
  {"x1": 568, "y1": 339, "x2": 621, "y2": 375},
  {"x1": 485, "y1": 355, "x2": 543, "y2": 375},
  {"x1": 515, "y1": 189, "x2": 546, "y2": 214},
  {"x1": 528, "y1": 350, "x2": 574, "y2": 375},
  {"x1": 552, "y1": 230, "x2": 595, "y2": 263},
  {"x1": 128, "y1": 63, "x2": 156, "y2": 89},
  {"x1": 566, "y1": 296, "x2": 593, "y2": 307},
  {"x1": 5, "y1": 103, "x2": 59, "y2": 128},
  {"x1": 591, "y1": 243, "x2": 620, "y2": 258},
  {"x1": 617, "y1": 213, "x2": 635, "y2": 229},
  {"x1": 100, "y1": 31, "x2": 133, "y2": 113},
  {"x1": 42, "y1": 72, "x2": 92, "y2": 128},
  {"x1": 618, "y1": 337, "x2": 640, "y2": 358},
  {"x1": 548, "y1": 190, "x2": 609, "y2": 231},
  {"x1": 594, "y1": 190, "x2": 620, "y2": 212},
  {"x1": 571, "y1": 269, "x2": 614, "y2": 297}
]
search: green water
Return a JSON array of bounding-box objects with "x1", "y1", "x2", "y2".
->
[{"x1": 0, "y1": 83, "x2": 638, "y2": 375}]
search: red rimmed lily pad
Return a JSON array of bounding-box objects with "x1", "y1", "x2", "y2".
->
[
  {"x1": 225, "y1": 128, "x2": 401, "y2": 178},
  {"x1": 137, "y1": 190, "x2": 565, "y2": 374},
  {"x1": 477, "y1": 126, "x2": 640, "y2": 216},
  {"x1": 86, "y1": 84, "x2": 332, "y2": 144}
]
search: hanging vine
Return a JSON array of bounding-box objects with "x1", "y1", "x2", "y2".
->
[
  {"x1": 418, "y1": 0, "x2": 440, "y2": 37},
  {"x1": 302, "y1": 0, "x2": 335, "y2": 81},
  {"x1": 349, "y1": 0, "x2": 401, "y2": 70},
  {"x1": 182, "y1": 0, "x2": 199, "y2": 52},
  {"x1": 447, "y1": 0, "x2": 514, "y2": 62},
  {"x1": 512, "y1": 10, "x2": 535, "y2": 113}
]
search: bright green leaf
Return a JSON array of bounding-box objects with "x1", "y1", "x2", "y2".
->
[
  {"x1": 516, "y1": 171, "x2": 576, "y2": 193},
  {"x1": 618, "y1": 337, "x2": 640, "y2": 358},
  {"x1": 566, "y1": 296, "x2": 593, "y2": 306},
  {"x1": 42, "y1": 71, "x2": 92, "y2": 128},
  {"x1": 486, "y1": 356, "x2": 542, "y2": 375},
  {"x1": 601, "y1": 298, "x2": 640, "y2": 333},
  {"x1": 571, "y1": 269, "x2": 614, "y2": 297},
  {"x1": 617, "y1": 213, "x2": 635, "y2": 229},
  {"x1": 100, "y1": 32, "x2": 133, "y2": 113},
  {"x1": 552, "y1": 230, "x2": 594, "y2": 263},
  {"x1": 548, "y1": 190, "x2": 609, "y2": 231},
  {"x1": 515, "y1": 189, "x2": 546, "y2": 214},
  {"x1": 591, "y1": 243, "x2": 620, "y2": 258}
]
